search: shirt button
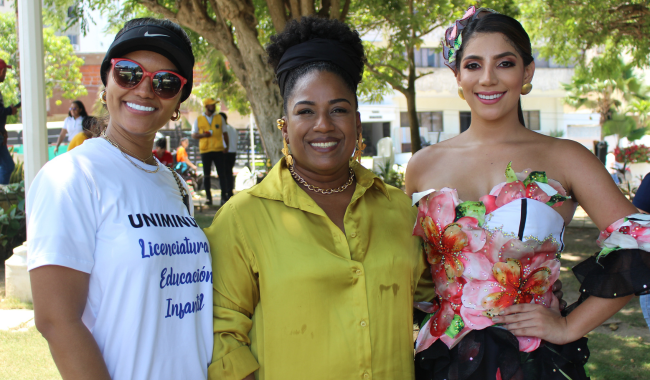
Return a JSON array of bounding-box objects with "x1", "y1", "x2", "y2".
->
[
  {"x1": 356, "y1": 269, "x2": 362, "y2": 275},
  {"x1": 360, "y1": 321, "x2": 367, "y2": 327},
  {"x1": 363, "y1": 373, "x2": 370, "y2": 379},
  {"x1": 350, "y1": 232, "x2": 357, "y2": 238}
]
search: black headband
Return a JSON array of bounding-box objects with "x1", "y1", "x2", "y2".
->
[
  {"x1": 275, "y1": 38, "x2": 363, "y2": 98},
  {"x1": 100, "y1": 23, "x2": 195, "y2": 102}
]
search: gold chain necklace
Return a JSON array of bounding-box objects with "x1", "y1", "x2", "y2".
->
[
  {"x1": 288, "y1": 163, "x2": 355, "y2": 195},
  {"x1": 102, "y1": 131, "x2": 160, "y2": 174}
]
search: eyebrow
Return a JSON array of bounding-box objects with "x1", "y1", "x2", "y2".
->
[
  {"x1": 293, "y1": 98, "x2": 352, "y2": 109},
  {"x1": 463, "y1": 51, "x2": 517, "y2": 62}
]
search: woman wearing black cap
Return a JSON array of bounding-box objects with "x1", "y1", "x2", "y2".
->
[
  {"x1": 204, "y1": 17, "x2": 436, "y2": 380},
  {"x1": 27, "y1": 18, "x2": 212, "y2": 380}
]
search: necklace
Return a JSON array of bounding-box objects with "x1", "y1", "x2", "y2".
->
[
  {"x1": 102, "y1": 131, "x2": 160, "y2": 174},
  {"x1": 288, "y1": 163, "x2": 355, "y2": 195}
]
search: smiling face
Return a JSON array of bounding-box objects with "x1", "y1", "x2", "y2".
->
[
  {"x1": 456, "y1": 32, "x2": 534, "y2": 123},
  {"x1": 283, "y1": 70, "x2": 361, "y2": 177},
  {"x1": 105, "y1": 50, "x2": 181, "y2": 137}
]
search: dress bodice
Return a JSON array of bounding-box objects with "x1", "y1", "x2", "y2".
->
[{"x1": 485, "y1": 198, "x2": 565, "y2": 252}]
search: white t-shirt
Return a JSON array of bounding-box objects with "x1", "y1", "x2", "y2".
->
[
  {"x1": 224, "y1": 124, "x2": 238, "y2": 153},
  {"x1": 62, "y1": 116, "x2": 84, "y2": 142},
  {"x1": 27, "y1": 138, "x2": 213, "y2": 380}
]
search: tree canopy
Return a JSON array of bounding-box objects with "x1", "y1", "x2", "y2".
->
[{"x1": 0, "y1": 12, "x2": 86, "y2": 123}]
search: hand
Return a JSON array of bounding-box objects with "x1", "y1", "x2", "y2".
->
[
  {"x1": 10, "y1": 106, "x2": 17, "y2": 116},
  {"x1": 552, "y1": 279, "x2": 567, "y2": 311},
  {"x1": 54, "y1": 145, "x2": 59, "y2": 154},
  {"x1": 491, "y1": 300, "x2": 572, "y2": 345},
  {"x1": 204, "y1": 131, "x2": 211, "y2": 138}
]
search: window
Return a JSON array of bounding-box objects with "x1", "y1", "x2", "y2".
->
[
  {"x1": 67, "y1": 34, "x2": 78, "y2": 45},
  {"x1": 67, "y1": 6, "x2": 75, "y2": 18},
  {"x1": 460, "y1": 112, "x2": 471, "y2": 133},
  {"x1": 413, "y1": 48, "x2": 444, "y2": 68},
  {"x1": 523, "y1": 111, "x2": 540, "y2": 130},
  {"x1": 400, "y1": 111, "x2": 443, "y2": 132},
  {"x1": 533, "y1": 51, "x2": 575, "y2": 68}
]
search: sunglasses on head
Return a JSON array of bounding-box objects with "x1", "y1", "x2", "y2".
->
[{"x1": 111, "y1": 58, "x2": 187, "y2": 99}]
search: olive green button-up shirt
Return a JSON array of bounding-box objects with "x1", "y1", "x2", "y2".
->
[{"x1": 206, "y1": 159, "x2": 434, "y2": 380}]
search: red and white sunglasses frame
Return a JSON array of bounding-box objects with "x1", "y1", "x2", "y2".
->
[{"x1": 110, "y1": 58, "x2": 187, "y2": 99}]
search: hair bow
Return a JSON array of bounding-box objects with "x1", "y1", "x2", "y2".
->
[{"x1": 442, "y1": 6, "x2": 498, "y2": 73}]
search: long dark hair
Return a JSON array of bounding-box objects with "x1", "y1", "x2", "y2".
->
[
  {"x1": 455, "y1": 14, "x2": 534, "y2": 127},
  {"x1": 68, "y1": 100, "x2": 89, "y2": 119}
]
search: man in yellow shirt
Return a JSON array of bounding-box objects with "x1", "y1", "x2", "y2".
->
[{"x1": 192, "y1": 98, "x2": 227, "y2": 206}]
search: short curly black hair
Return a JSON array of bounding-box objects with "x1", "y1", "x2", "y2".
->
[{"x1": 266, "y1": 17, "x2": 366, "y2": 112}]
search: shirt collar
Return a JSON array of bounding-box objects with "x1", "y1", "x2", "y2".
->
[{"x1": 248, "y1": 158, "x2": 390, "y2": 215}]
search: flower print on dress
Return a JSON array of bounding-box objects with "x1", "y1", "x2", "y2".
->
[
  {"x1": 413, "y1": 188, "x2": 487, "y2": 282},
  {"x1": 597, "y1": 213, "x2": 650, "y2": 259}
]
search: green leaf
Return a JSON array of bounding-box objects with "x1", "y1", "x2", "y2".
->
[
  {"x1": 523, "y1": 171, "x2": 548, "y2": 186},
  {"x1": 444, "y1": 314, "x2": 464, "y2": 338},
  {"x1": 546, "y1": 194, "x2": 570, "y2": 207},
  {"x1": 505, "y1": 162, "x2": 518, "y2": 183},
  {"x1": 455, "y1": 201, "x2": 486, "y2": 226}
]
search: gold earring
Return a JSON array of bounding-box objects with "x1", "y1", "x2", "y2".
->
[
  {"x1": 278, "y1": 119, "x2": 292, "y2": 165},
  {"x1": 282, "y1": 139, "x2": 293, "y2": 166},
  {"x1": 100, "y1": 90, "x2": 107, "y2": 104},
  {"x1": 353, "y1": 132, "x2": 366, "y2": 163},
  {"x1": 458, "y1": 87, "x2": 465, "y2": 100},
  {"x1": 521, "y1": 83, "x2": 533, "y2": 95},
  {"x1": 171, "y1": 109, "x2": 181, "y2": 121}
]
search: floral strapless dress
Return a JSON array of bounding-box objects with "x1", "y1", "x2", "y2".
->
[{"x1": 412, "y1": 163, "x2": 650, "y2": 380}]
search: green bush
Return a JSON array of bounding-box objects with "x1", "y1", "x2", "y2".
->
[
  {"x1": 0, "y1": 181, "x2": 26, "y2": 261},
  {"x1": 374, "y1": 162, "x2": 405, "y2": 190}
]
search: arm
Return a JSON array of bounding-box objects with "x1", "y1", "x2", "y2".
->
[
  {"x1": 55, "y1": 129, "x2": 67, "y2": 153},
  {"x1": 191, "y1": 118, "x2": 210, "y2": 140},
  {"x1": 495, "y1": 140, "x2": 637, "y2": 344},
  {"x1": 206, "y1": 203, "x2": 260, "y2": 380},
  {"x1": 223, "y1": 131, "x2": 230, "y2": 150},
  {"x1": 31, "y1": 265, "x2": 111, "y2": 380}
]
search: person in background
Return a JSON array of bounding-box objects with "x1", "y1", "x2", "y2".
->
[
  {"x1": 0, "y1": 58, "x2": 18, "y2": 184},
  {"x1": 633, "y1": 173, "x2": 650, "y2": 330},
  {"x1": 220, "y1": 112, "x2": 238, "y2": 202},
  {"x1": 153, "y1": 137, "x2": 174, "y2": 167},
  {"x1": 66, "y1": 116, "x2": 97, "y2": 151},
  {"x1": 192, "y1": 98, "x2": 227, "y2": 206},
  {"x1": 55, "y1": 100, "x2": 88, "y2": 154},
  {"x1": 176, "y1": 137, "x2": 198, "y2": 171}
]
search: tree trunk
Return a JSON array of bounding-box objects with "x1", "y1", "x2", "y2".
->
[
  {"x1": 404, "y1": 89, "x2": 421, "y2": 153},
  {"x1": 405, "y1": 33, "x2": 421, "y2": 153}
]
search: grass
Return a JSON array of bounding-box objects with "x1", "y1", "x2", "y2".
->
[
  {"x1": 585, "y1": 333, "x2": 650, "y2": 380},
  {"x1": 0, "y1": 328, "x2": 60, "y2": 380}
]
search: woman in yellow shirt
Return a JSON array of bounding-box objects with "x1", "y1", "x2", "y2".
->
[{"x1": 205, "y1": 18, "x2": 436, "y2": 380}]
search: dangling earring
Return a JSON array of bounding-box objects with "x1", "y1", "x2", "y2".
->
[
  {"x1": 458, "y1": 87, "x2": 465, "y2": 100},
  {"x1": 171, "y1": 109, "x2": 181, "y2": 121},
  {"x1": 100, "y1": 90, "x2": 107, "y2": 104},
  {"x1": 353, "y1": 132, "x2": 366, "y2": 163},
  {"x1": 521, "y1": 83, "x2": 533, "y2": 95},
  {"x1": 277, "y1": 118, "x2": 293, "y2": 165}
]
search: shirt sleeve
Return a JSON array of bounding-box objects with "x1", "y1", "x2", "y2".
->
[
  {"x1": 192, "y1": 119, "x2": 199, "y2": 134},
  {"x1": 206, "y1": 201, "x2": 260, "y2": 380},
  {"x1": 27, "y1": 156, "x2": 98, "y2": 273}
]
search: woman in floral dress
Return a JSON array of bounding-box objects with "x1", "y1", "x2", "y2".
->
[{"x1": 405, "y1": 7, "x2": 650, "y2": 380}]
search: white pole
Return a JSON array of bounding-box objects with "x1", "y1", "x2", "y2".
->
[{"x1": 18, "y1": 0, "x2": 48, "y2": 193}]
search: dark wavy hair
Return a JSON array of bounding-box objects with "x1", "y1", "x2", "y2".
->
[
  {"x1": 266, "y1": 17, "x2": 366, "y2": 111},
  {"x1": 68, "y1": 100, "x2": 88, "y2": 118},
  {"x1": 455, "y1": 14, "x2": 534, "y2": 127}
]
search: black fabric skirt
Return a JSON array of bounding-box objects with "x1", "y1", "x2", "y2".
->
[{"x1": 414, "y1": 326, "x2": 590, "y2": 380}]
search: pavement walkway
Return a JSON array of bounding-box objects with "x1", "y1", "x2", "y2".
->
[{"x1": 0, "y1": 309, "x2": 34, "y2": 331}]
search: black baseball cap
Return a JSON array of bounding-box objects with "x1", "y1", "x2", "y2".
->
[{"x1": 100, "y1": 22, "x2": 194, "y2": 102}]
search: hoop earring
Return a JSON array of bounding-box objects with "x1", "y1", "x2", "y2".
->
[
  {"x1": 353, "y1": 132, "x2": 366, "y2": 163},
  {"x1": 458, "y1": 87, "x2": 465, "y2": 100},
  {"x1": 171, "y1": 109, "x2": 181, "y2": 121},
  {"x1": 100, "y1": 90, "x2": 107, "y2": 104},
  {"x1": 277, "y1": 119, "x2": 293, "y2": 165},
  {"x1": 521, "y1": 83, "x2": 533, "y2": 95}
]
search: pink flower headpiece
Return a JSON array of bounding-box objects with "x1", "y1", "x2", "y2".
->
[{"x1": 442, "y1": 6, "x2": 498, "y2": 73}]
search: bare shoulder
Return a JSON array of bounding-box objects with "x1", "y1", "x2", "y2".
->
[
  {"x1": 405, "y1": 138, "x2": 457, "y2": 195},
  {"x1": 546, "y1": 138, "x2": 601, "y2": 168}
]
